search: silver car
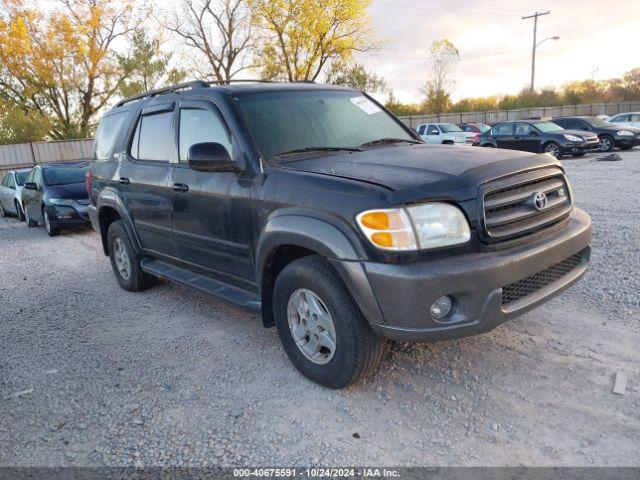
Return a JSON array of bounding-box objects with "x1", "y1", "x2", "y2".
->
[{"x1": 0, "y1": 168, "x2": 31, "y2": 221}]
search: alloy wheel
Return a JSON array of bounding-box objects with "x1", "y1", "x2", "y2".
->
[
  {"x1": 287, "y1": 288, "x2": 337, "y2": 365},
  {"x1": 599, "y1": 137, "x2": 612, "y2": 152},
  {"x1": 545, "y1": 143, "x2": 560, "y2": 158},
  {"x1": 112, "y1": 237, "x2": 132, "y2": 281}
]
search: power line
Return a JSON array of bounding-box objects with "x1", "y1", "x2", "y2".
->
[{"x1": 373, "y1": 1, "x2": 520, "y2": 18}]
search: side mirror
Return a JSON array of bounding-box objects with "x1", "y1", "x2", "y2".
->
[
  {"x1": 24, "y1": 182, "x2": 38, "y2": 190},
  {"x1": 187, "y1": 142, "x2": 239, "y2": 173}
]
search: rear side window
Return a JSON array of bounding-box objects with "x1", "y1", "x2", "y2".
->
[
  {"x1": 94, "y1": 112, "x2": 127, "y2": 161},
  {"x1": 131, "y1": 112, "x2": 173, "y2": 161},
  {"x1": 493, "y1": 124, "x2": 513, "y2": 136},
  {"x1": 179, "y1": 108, "x2": 233, "y2": 162}
]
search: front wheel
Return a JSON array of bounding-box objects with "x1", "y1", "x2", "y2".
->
[
  {"x1": 599, "y1": 135, "x2": 614, "y2": 152},
  {"x1": 273, "y1": 255, "x2": 386, "y2": 389},
  {"x1": 107, "y1": 220, "x2": 156, "y2": 292},
  {"x1": 43, "y1": 207, "x2": 60, "y2": 237},
  {"x1": 544, "y1": 141, "x2": 562, "y2": 158}
]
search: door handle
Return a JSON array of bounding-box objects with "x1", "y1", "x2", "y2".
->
[
  {"x1": 173, "y1": 183, "x2": 189, "y2": 193},
  {"x1": 118, "y1": 177, "x2": 130, "y2": 185}
]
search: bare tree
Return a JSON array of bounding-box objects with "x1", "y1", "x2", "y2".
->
[
  {"x1": 422, "y1": 39, "x2": 459, "y2": 114},
  {"x1": 163, "y1": 0, "x2": 252, "y2": 83}
]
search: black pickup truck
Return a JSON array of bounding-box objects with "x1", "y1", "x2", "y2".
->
[{"x1": 88, "y1": 81, "x2": 592, "y2": 388}]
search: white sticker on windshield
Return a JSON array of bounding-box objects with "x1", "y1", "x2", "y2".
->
[{"x1": 350, "y1": 96, "x2": 382, "y2": 115}]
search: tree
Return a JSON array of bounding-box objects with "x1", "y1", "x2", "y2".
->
[
  {"x1": 0, "y1": 0, "x2": 138, "y2": 139},
  {"x1": 0, "y1": 102, "x2": 51, "y2": 145},
  {"x1": 163, "y1": 0, "x2": 253, "y2": 83},
  {"x1": 325, "y1": 61, "x2": 387, "y2": 94},
  {"x1": 250, "y1": 0, "x2": 374, "y2": 82},
  {"x1": 118, "y1": 30, "x2": 186, "y2": 98},
  {"x1": 421, "y1": 39, "x2": 459, "y2": 114}
]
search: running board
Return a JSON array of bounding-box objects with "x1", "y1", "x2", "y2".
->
[{"x1": 140, "y1": 258, "x2": 261, "y2": 314}]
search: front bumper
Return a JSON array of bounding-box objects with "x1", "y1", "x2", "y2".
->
[
  {"x1": 614, "y1": 136, "x2": 636, "y2": 148},
  {"x1": 559, "y1": 140, "x2": 600, "y2": 155},
  {"x1": 333, "y1": 208, "x2": 592, "y2": 342},
  {"x1": 46, "y1": 204, "x2": 90, "y2": 228}
]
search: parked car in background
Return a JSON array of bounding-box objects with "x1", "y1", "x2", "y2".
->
[
  {"x1": 21, "y1": 162, "x2": 91, "y2": 236},
  {"x1": 458, "y1": 122, "x2": 491, "y2": 134},
  {"x1": 553, "y1": 116, "x2": 640, "y2": 152},
  {"x1": 88, "y1": 80, "x2": 591, "y2": 388},
  {"x1": 607, "y1": 112, "x2": 640, "y2": 128},
  {"x1": 417, "y1": 123, "x2": 467, "y2": 145},
  {"x1": 474, "y1": 120, "x2": 600, "y2": 158},
  {"x1": 0, "y1": 168, "x2": 30, "y2": 220}
]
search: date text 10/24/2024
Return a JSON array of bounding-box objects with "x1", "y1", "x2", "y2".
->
[{"x1": 233, "y1": 468, "x2": 400, "y2": 478}]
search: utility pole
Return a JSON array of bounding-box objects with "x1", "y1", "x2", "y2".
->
[{"x1": 522, "y1": 10, "x2": 550, "y2": 92}]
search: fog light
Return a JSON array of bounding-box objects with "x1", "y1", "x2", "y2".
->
[{"x1": 430, "y1": 295, "x2": 453, "y2": 320}]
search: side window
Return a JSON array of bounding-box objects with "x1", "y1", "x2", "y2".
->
[
  {"x1": 94, "y1": 111, "x2": 127, "y2": 161},
  {"x1": 612, "y1": 114, "x2": 628, "y2": 122},
  {"x1": 179, "y1": 107, "x2": 233, "y2": 162},
  {"x1": 427, "y1": 125, "x2": 439, "y2": 135},
  {"x1": 7, "y1": 174, "x2": 16, "y2": 189},
  {"x1": 515, "y1": 123, "x2": 534, "y2": 135},
  {"x1": 130, "y1": 111, "x2": 173, "y2": 161},
  {"x1": 495, "y1": 124, "x2": 514, "y2": 136},
  {"x1": 462, "y1": 126, "x2": 474, "y2": 132},
  {"x1": 1, "y1": 174, "x2": 7, "y2": 187},
  {"x1": 417, "y1": 125, "x2": 426, "y2": 135},
  {"x1": 631, "y1": 114, "x2": 640, "y2": 122}
]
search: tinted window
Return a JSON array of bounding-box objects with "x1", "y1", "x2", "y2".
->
[
  {"x1": 43, "y1": 166, "x2": 89, "y2": 186},
  {"x1": 6, "y1": 174, "x2": 16, "y2": 189},
  {"x1": 631, "y1": 114, "x2": 640, "y2": 122},
  {"x1": 611, "y1": 115, "x2": 628, "y2": 122},
  {"x1": 439, "y1": 123, "x2": 462, "y2": 133},
  {"x1": 179, "y1": 108, "x2": 233, "y2": 162},
  {"x1": 132, "y1": 111, "x2": 173, "y2": 161},
  {"x1": 493, "y1": 124, "x2": 513, "y2": 136},
  {"x1": 237, "y1": 90, "x2": 413, "y2": 159},
  {"x1": 555, "y1": 118, "x2": 580, "y2": 129},
  {"x1": 462, "y1": 126, "x2": 475, "y2": 132},
  {"x1": 417, "y1": 125, "x2": 426, "y2": 135},
  {"x1": 427, "y1": 125, "x2": 440, "y2": 135},
  {"x1": 534, "y1": 122, "x2": 563, "y2": 132},
  {"x1": 95, "y1": 112, "x2": 127, "y2": 161},
  {"x1": 15, "y1": 171, "x2": 28, "y2": 186},
  {"x1": 515, "y1": 123, "x2": 535, "y2": 135}
]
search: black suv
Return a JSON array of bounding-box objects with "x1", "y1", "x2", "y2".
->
[
  {"x1": 553, "y1": 116, "x2": 640, "y2": 152},
  {"x1": 88, "y1": 81, "x2": 592, "y2": 388},
  {"x1": 474, "y1": 120, "x2": 600, "y2": 158}
]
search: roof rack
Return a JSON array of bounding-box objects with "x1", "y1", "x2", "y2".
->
[{"x1": 115, "y1": 79, "x2": 316, "y2": 107}]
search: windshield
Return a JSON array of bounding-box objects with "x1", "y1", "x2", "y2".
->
[
  {"x1": 237, "y1": 90, "x2": 414, "y2": 159},
  {"x1": 534, "y1": 121, "x2": 563, "y2": 132},
  {"x1": 585, "y1": 117, "x2": 610, "y2": 128},
  {"x1": 15, "y1": 171, "x2": 29, "y2": 186},
  {"x1": 439, "y1": 123, "x2": 463, "y2": 133},
  {"x1": 43, "y1": 166, "x2": 89, "y2": 186}
]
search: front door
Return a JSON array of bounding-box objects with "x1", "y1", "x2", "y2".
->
[
  {"x1": 118, "y1": 103, "x2": 176, "y2": 257},
  {"x1": 169, "y1": 99, "x2": 254, "y2": 287},
  {"x1": 494, "y1": 123, "x2": 516, "y2": 149},
  {"x1": 513, "y1": 123, "x2": 541, "y2": 152},
  {"x1": 24, "y1": 168, "x2": 44, "y2": 222}
]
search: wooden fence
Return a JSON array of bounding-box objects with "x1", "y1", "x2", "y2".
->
[
  {"x1": 398, "y1": 101, "x2": 640, "y2": 128},
  {"x1": 0, "y1": 139, "x2": 93, "y2": 176}
]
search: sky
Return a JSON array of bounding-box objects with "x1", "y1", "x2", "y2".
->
[{"x1": 359, "y1": 0, "x2": 640, "y2": 103}]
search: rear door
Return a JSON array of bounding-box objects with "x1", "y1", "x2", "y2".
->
[
  {"x1": 169, "y1": 98, "x2": 255, "y2": 286},
  {"x1": 118, "y1": 103, "x2": 176, "y2": 257}
]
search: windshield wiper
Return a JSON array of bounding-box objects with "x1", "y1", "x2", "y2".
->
[
  {"x1": 273, "y1": 146, "x2": 363, "y2": 159},
  {"x1": 360, "y1": 138, "x2": 422, "y2": 147}
]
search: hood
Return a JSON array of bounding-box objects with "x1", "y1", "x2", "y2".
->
[
  {"x1": 45, "y1": 182, "x2": 88, "y2": 200},
  {"x1": 275, "y1": 144, "x2": 560, "y2": 203}
]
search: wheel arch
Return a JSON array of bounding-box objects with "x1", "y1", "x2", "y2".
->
[{"x1": 95, "y1": 189, "x2": 141, "y2": 256}]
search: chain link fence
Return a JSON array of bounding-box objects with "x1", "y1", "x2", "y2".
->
[{"x1": 398, "y1": 101, "x2": 640, "y2": 128}]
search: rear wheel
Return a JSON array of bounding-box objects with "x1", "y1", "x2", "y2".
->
[
  {"x1": 273, "y1": 255, "x2": 386, "y2": 389},
  {"x1": 43, "y1": 207, "x2": 60, "y2": 237},
  {"x1": 107, "y1": 220, "x2": 156, "y2": 292},
  {"x1": 599, "y1": 135, "x2": 614, "y2": 152},
  {"x1": 544, "y1": 141, "x2": 562, "y2": 158}
]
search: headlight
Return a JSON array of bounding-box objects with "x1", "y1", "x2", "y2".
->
[
  {"x1": 356, "y1": 203, "x2": 471, "y2": 251},
  {"x1": 48, "y1": 198, "x2": 75, "y2": 206},
  {"x1": 563, "y1": 134, "x2": 583, "y2": 142},
  {"x1": 617, "y1": 130, "x2": 634, "y2": 136}
]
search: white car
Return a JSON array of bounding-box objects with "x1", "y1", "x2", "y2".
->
[
  {"x1": 417, "y1": 123, "x2": 467, "y2": 145},
  {"x1": 607, "y1": 112, "x2": 640, "y2": 128},
  {"x1": 0, "y1": 168, "x2": 30, "y2": 221}
]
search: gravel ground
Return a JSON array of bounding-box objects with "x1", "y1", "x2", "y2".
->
[{"x1": 1, "y1": 149, "x2": 639, "y2": 467}]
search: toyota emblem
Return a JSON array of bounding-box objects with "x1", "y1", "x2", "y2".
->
[{"x1": 531, "y1": 191, "x2": 548, "y2": 211}]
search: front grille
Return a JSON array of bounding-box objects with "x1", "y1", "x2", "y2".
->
[
  {"x1": 482, "y1": 169, "x2": 572, "y2": 242},
  {"x1": 501, "y1": 251, "x2": 585, "y2": 306}
]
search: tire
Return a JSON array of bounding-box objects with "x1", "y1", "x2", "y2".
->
[
  {"x1": 16, "y1": 201, "x2": 25, "y2": 221},
  {"x1": 273, "y1": 255, "x2": 386, "y2": 389},
  {"x1": 25, "y1": 207, "x2": 37, "y2": 227},
  {"x1": 572, "y1": 152, "x2": 586, "y2": 157},
  {"x1": 107, "y1": 220, "x2": 156, "y2": 292},
  {"x1": 482, "y1": 143, "x2": 495, "y2": 147},
  {"x1": 43, "y1": 207, "x2": 60, "y2": 237},
  {"x1": 599, "y1": 135, "x2": 614, "y2": 152},
  {"x1": 543, "y1": 141, "x2": 562, "y2": 158}
]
